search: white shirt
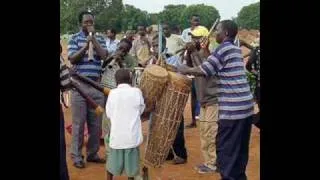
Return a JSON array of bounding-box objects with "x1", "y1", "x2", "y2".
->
[
  {"x1": 105, "y1": 38, "x2": 120, "y2": 55},
  {"x1": 181, "y1": 28, "x2": 192, "y2": 43},
  {"x1": 166, "y1": 34, "x2": 185, "y2": 55},
  {"x1": 106, "y1": 84, "x2": 145, "y2": 149}
]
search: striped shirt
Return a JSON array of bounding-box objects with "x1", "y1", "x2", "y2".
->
[
  {"x1": 199, "y1": 39, "x2": 254, "y2": 120},
  {"x1": 68, "y1": 31, "x2": 107, "y2": 81},
  {"x1": 60, "y1": 56, "x2": 71, "y2": 91}
]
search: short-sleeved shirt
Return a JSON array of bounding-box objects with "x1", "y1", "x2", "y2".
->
[
  {"x1": 105, "y1": 38, "x2": 120, "y2": 55},
  {"x1": 199, "y1": 39, "x2": 254, "y2": 120},
  {"x1": 68, "y1": 31, "x2": 107, "y2": 81}
]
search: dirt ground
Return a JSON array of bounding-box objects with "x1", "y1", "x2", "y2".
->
[
  {"x1": 62, "y1": 99, "x2": 259, "y2": 180},
  {"x1": 61, "y1": 31, "x2": 260, "y2": 179}
]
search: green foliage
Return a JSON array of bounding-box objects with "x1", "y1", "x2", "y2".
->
[
  {"x1": 236, "y1": 2, "x2": 260, "y2": 29},
  {"x1": 158, "y1": 5, "x2": 186, "y2": 26},
  {"x1": 246, "y1": 71, "x2": 256, "y2": 93},
  {"x1": 60, "y1": 1, "x2": 220, "y2": 34},
  {"x1": 180, "y1": 4, "x2": 220, "y2": 30}
]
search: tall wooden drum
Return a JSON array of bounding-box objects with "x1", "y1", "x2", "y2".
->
[
  {"x1": 144, "y1": 71, "x2": 191, "y2": 168},
  {"x1": 138, "y1": 65, "x2": 168, "y2": 113}
]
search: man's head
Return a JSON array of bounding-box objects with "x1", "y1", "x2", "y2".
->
[
  {"x1": 78, "y1": 11, "x2": 95, "y2": 33},
  {"x1": 146, "y1": 26, "x2": 153, "y2": 34},
  {"x1": 115, "y1": 68, "x2": 132, "y2": 85},
  {"x1": 190, "y1": 15, "x2": 200, "y2": 27},
  {"x1": 171, "y1": 25, "x2": 181, "y2": 35},
  {"x1": 162, "y1": 23, "x2": 171, "y2": 38},
  {"x1": 137, "y1": 25, "x2": 146, "y2": 36},
  {"x1": 151, "y1": 34, "x2": 166, "y2": 58},
  {"x1": 106, "y1": 28, "x2": 116, "y2": 39},
  {"x1": 125, "y1": 30, "x2": 135, "y2": 42},
  {"x1": 215, "y1": 20, "x2": 238, "y2": 44},
  {"x1": 118, "y1": 38, "x2": 133, "y2": 55},
  {"x1": 190, "y1": 26, "x2": 209, "y2": 50}
]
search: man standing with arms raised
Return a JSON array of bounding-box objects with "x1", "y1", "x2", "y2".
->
[{"x1": 68, "y1": 11, "x2": 107, "y2": 168}]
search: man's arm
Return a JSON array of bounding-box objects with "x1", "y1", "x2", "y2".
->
[
  {"x1": 105, "y1": 91, "x2": 113, "y2": 119},
  {"x1": 68, "y1": 37, "x2": 88, "y2": 64}
]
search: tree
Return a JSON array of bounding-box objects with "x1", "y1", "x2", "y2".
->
[
  {"x1": 180, "y1": 4, "x2": 220, "y2": 30},
  {"x1": 236, "y1": 2, "x2": 260, "y2": 29},
  {"x1": 158, "y1": 5, "x2": 186, "y2": 27},
  {"x1": 121, "y1": 5, "x2": 149, "y2": 31},
  {"x1": 60, "y1": 0, "x2": 111, "y2": 34},
  {"x1": 95, "y1": 0, "x2": 124, "y2": 32}
]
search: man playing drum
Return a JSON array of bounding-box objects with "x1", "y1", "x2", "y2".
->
[
  {"x1": 178, "y1": 20, "x2": 254, "y2": 180},
  {"x1": 68, "y1": 11, "x2": 107, "y2": 168},
  {"x1": 182, "y1": 27, "x2": 220, "y2": 174}
]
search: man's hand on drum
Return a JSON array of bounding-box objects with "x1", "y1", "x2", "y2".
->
[{"x1": 177, "y1": 64, "x2": 190, "y2": 75}]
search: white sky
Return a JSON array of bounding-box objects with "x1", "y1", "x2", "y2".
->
[{"x1": 123, "y1": 0, "x2": 259, "y2": 20}]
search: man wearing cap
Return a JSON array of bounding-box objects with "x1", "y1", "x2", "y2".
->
[
  {"x1": 181, "y1": 15, "x2": 203, "y2": 128},
  {"x1": 183, "y1": 26, "x2": 220, "y2": 173}
]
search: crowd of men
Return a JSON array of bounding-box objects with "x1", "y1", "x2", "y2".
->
[{"x1": 60, "y1": 10, "x2": 260, "y2": 180}]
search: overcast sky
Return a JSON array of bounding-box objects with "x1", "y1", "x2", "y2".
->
[{"x1": 123, "y1": 0, "x2": 259, "y2": 20}]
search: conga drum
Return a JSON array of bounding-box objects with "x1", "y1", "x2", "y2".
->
[
  {"x1": 144, "y1": 71, "x2": 191, "y2": 168},
  {"x1": 138, "y1": 64, "x2": 169, "y2": 113}
]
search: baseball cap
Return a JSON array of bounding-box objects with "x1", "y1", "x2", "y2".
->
[{"x1": 190, "y1": 26, "x2": 209, "y2": 37}]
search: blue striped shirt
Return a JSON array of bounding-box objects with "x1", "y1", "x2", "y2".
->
[
  {"x1": 68, "y1": 31, "x2": 107, "y2": 81},
  {"x1": 199, "y1": 39, "x2": 254, "y2": 120}
]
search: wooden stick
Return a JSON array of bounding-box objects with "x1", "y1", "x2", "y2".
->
[
  {"x1": 70, "y1": 78, "x2": 104, "y2": 116},
  {"x1": 71, "y1": 71, "x2": 110, "y2": 96}
]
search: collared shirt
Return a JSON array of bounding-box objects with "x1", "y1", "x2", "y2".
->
[
  {"x1": 199, "y1": 39, "x2": 254, "y2": 120},
  {"x1": 105, "y1": 38, "x2": 120, "y2": 55},
  {"x1": 68, "y1": 31, "x2": 107, "y2": 81},
  {"x1": 106, "y1": 83, "x2": 145, "y2": 149}
]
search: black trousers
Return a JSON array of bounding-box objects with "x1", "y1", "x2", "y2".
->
[
  {"x1": 167, "y1": 117, "x2": 188, "y2": 160},
  {"x1": 216, "y1": 116, "x2": 252, "y2": 180},
  {"x1": 60, "y1": 106, "x2": 69, "y2": 180}
]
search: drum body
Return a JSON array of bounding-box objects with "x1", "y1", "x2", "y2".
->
[
  {"x1": 138, "y1": 65, "x2": 168, "y2": 113},
  {"x1": 144, "y1": 71, "x2": 191, "y2": 168}
]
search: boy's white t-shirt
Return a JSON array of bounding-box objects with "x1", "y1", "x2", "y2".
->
[{"x1": 106, "y1": 83, "x2": 145, "y2": 149}]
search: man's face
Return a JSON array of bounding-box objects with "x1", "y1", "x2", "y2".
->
[
  {"x1": 106, "y1": 30, "x2": 115, "y2": 39},
  {"x1": 190, "y1": 16, "x2": 200, "y2": 27},
  {"x1": 163, "y1": 24, "x2": 170, "y2": 38},
  {"x1": 215, "y1": 23, "x2": 226, "y2": 44},
  {"x1": 117, "y1": 42, "x2": 130, "y2": 55},
  {"x1": 137, "y1": 26, "x2": 146, "y2": 36},
  {"x1": 81, "y1": 14, "x2": 94, "y2": 33},
  {"x1": 151, "y1": 38, "x2": 166, "y2": 57},
  {"x1": 146, "y1": 27, "x2": 152, "y2": 34},
  {"x1": 191, "y1": 36, "x2": 201, "y2": 51}
]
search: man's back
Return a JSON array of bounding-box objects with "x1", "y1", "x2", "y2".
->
[{"x1": 106, "y1": 84, "x2": 145, "y2": 149}]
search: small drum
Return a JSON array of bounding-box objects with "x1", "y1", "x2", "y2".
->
[
  {"x1": 138, "y1": 65, "x2": 169, "y2": 113},
  {"x1": 144, "y1": 71, "x2": 191, "y2": 168},
  {"x1": 132, "y1": 67, "x2": 144, "y2": 87}
]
